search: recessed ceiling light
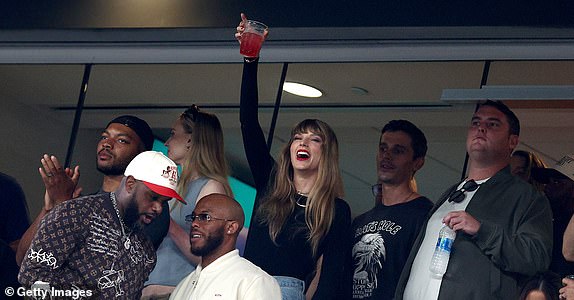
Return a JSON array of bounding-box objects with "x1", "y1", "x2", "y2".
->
[{"x1": 283, "y1": 82, "x2": 322, "y2": 98}]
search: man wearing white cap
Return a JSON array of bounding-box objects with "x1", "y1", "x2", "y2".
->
[{"x1": 19, "y1": 151, "x2": 184, "y2": 299}]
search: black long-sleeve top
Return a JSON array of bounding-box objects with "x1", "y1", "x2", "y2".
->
[{"x1": 240, "y1": 58, "x2": 352, "y2": 299}]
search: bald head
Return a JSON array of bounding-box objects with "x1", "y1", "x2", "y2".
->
[
  {"x1": 190, "y1": 193, "x2": 246, "y2": 266},
  {"x1": 196, "y1": 193, "x2": 245, "y2": 233}
]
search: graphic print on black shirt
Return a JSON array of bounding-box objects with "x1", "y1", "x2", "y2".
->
[
  {"x1": 350, "y1": 198, "x2": 432, "y2": 300},
  {"x1": 352, "y1": 221, "x2": 400, "y2": 298}
]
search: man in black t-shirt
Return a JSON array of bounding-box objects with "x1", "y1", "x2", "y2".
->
[{"x1": 349, "y1": 120, "x2": 432, "y2": 300}]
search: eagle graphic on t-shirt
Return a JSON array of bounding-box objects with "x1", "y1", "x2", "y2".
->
[{"x1": 352, "y1": 233, "x2": 386, "y2": 289}]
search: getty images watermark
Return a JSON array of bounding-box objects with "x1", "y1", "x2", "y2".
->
[{"x1": 4, "y1": 281, "x2": 93, "y2": 299}]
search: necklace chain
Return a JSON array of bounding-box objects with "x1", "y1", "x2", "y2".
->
[{"x1": 110, "y1": 192, "x2": 131, "y2": 249}]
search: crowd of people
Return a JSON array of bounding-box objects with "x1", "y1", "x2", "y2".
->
[{"x1": 2, "y1": 13, "x2": 574, "y2": 300}]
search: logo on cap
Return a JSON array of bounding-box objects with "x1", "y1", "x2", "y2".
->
[{"x1": 162, "y1": 166, "x2": 178, "y2": 187}]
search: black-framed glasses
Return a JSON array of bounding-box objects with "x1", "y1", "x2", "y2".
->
[
  {"x1": 183, "y1": 104, "x2": 200, "y2": 121},
  {"x1": 448, "y1": 180, "x2": 481, "y2": 203},
  {"x1": 185, "y1": 213, "x2": 234, "y2": 223},
  {"x1": 371, "y1": 183, "x2": 382, "y2": 197}
]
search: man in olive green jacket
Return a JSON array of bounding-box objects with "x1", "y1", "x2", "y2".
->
[{"x1": 395, "y1": 100, "x2": 552, "y2": 300}]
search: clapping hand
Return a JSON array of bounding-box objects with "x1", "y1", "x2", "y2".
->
[{"x1": 39, "y1": 154, "x2": 82, "y2": 211}]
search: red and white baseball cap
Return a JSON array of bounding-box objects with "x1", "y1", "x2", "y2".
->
[{"x1": 124, "y1": 151, "x2": 186, "y2": 203}]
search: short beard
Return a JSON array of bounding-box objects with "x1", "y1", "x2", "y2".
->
[
  {"x1": 123, "y1": 199, "x2": 143, "y2": 231},
  {"x1": 96, "y1": 150, "x2": 134, "y2": 176},
  {"x1": 97, "y1": 163, "x2": 129, "y2": 176},
  {"x1": 191, "y1": 227, "x2": 224, "y2": 257}
]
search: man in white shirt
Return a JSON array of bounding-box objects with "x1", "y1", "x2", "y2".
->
[
  {"x1": 395, "y1": 100, "x2": 552, "y2": 300},
  {"x1": 170, "y1": 193, "x2": 281, "y2": 300}
]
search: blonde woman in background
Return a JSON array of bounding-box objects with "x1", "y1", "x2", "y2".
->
[
  {"x1": 142, "y1": 105, "x2": 233, "y2": 299},
  {"x1": 510, "y1": 150, "x2": 547, "y2": 191}
]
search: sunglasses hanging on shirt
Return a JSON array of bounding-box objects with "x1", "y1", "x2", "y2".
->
[{"x1": 448, "y1": 179, "x2": 481, "y2": 203}]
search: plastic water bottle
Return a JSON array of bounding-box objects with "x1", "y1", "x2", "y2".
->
[{"x1": 429, "y1": 224, "x2": 456, "y2": 277}]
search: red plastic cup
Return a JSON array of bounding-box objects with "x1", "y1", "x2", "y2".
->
[{"x1": 240, "y1": 20, "x2": 267, "y2": 58}]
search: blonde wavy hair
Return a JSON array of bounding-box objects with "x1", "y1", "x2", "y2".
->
[
  {"x1": 258, "y1": 119, "x2": 344, "y2": 257},
  {"x1": 173, "y1": 105, "x2": 233, "y2": 211},
  {"x1": 512, "y1": 150, "x2": 547, "y2": 192}
]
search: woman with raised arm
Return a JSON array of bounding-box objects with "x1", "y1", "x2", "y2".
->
[
  {"x1": 142, "y1": 105, "x2": 234, "y2": 299},
  {"x1": 236, "y1": 13, "x2": 352, "y2": 300}
]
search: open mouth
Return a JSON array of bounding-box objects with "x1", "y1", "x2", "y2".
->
[
  {"x1": 296, "y1": 150, "x2": 310, "y2": 161},
  {"x1": 141, "y1": 213, "x2": 156, "y2": 224},
  {"x1": 190, "y1": 231, "x2": 202, "y2": 241}
]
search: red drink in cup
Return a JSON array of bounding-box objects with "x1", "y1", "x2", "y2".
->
[
  {"x1": 240, "y1": 32, "x2": 265, "y2": 57},
  {"x1": 240, "y1": 20, "x2": 267, "y2": 58}
]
